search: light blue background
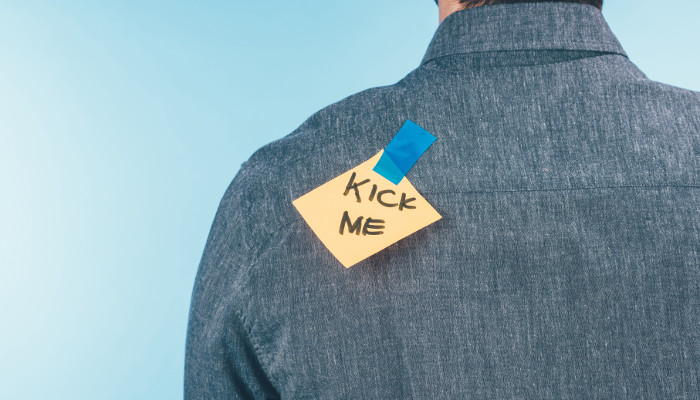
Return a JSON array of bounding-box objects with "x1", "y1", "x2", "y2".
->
[{"x1": 0, "y1": 1, "x2": 697, "y2": 399}]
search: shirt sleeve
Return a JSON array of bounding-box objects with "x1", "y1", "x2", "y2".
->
[{"x1": 184, "y1": 172, "x2": 279, "y2": 399}]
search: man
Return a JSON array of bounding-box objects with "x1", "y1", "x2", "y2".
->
[{"x1": 185, "y1": 0, "x2": 699, "y2": 398}]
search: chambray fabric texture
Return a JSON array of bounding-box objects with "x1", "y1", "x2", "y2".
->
[{"x1": 185, "y1": 3, "x2": 700, "y2": 399}]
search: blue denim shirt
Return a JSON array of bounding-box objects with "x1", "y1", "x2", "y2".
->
[{"x1": 185, "y1": 3, "x2": 700, "y2": 399}]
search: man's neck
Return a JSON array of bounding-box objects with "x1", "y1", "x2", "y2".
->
[{"x1": 439, "y1": 0, "x2": 467, "y2": 23}]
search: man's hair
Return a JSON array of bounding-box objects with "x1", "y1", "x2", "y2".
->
[{"x1": 451, "y1": 0, "x2": 603, "y2": 10}]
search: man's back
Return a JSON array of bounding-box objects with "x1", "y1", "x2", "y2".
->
[{"x1": 185, "y1": 3, "x2": 700, "y2": 398}]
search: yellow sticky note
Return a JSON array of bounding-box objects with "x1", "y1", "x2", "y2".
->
[{"x1": 293, "y1": 151, "x2": 442, "y2": 268}]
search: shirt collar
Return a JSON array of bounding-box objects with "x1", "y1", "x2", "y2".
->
[{"x1": 421, "y1": 3, "x2": 627, "y2": 66}]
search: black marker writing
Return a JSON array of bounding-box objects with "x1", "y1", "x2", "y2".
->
[
  {"x1": 399, "y1": 193, "x2": 416, "y2": 211},
  {"x1": 341, "y1": 172, "x2": 416, "y2": 211},
  {"x1": 343, "y1": 172, "x2": 370, "y2": 203},
  {"x1": 339, "y1": 211, "x2": 385, "y2": 236},
  {"x1": 376, "y1": 190, "x2": 398, "y2": 208},
  {"x1": 362, "y1": 218, "x2": 385, "y2": 236},
  {"x1": 368, "y1": 184, "x2": 378, "y2": 201},
  {"x1": 339, "y1": 211, "x2": 363, "y2": 235}
]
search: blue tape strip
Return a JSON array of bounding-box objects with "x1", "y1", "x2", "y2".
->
[{"x1": 372, "y1": 120, "x2": 436, "y2": 185}]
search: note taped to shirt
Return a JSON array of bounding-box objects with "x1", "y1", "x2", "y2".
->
[{"x1": 293, "y1": 151, "x2": 442, "y2": 268}]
